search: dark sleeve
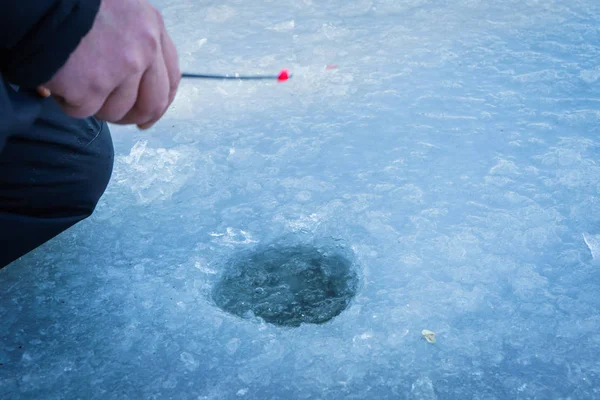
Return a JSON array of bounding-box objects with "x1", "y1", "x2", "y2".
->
[
  {"x1": 0, "y1": 0, "x2": 101, "y2": 88},
  {"x1": 0, "y1": 80, "x2": 44, "y2": 152},
  {"x1": 0, "y1": 0, "x2": 100, "y2": 153}
]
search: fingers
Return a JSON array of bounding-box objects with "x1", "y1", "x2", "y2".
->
[
  {"x1": 135, "y1": 19, "x2": 180, "y2": 129},
  {"x1": 58, "y1": 35, "x2": 177, "y2": 128},
  {"x1": 162, "y1": 29, "x2": 181, "y2": 106},
  {"x1": 59, "y1": 87, "x2": 111, "y2": 119},
  {"x1": 120, "y1": 32, "x2": 179, "y2": 129},
  {"x1": 42, "y1": 1, "x2": 180, "y2": 129},
  {"x1": 95, "y1": 72, "x2": 143, "y2": 122},
  {"x1": 116, "y1": 49, "x2": 170, "y2": 128}
]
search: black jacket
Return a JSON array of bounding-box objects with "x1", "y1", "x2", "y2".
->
[{"x1": 0, "y1": 0, "x2": 100, "y2": 152}]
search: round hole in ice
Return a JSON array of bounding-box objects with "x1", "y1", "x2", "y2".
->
[{"x1": 212, "y1": 243, "x2": 359, "y2": 327}]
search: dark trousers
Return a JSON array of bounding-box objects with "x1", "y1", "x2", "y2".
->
[{"x1": 0, "y1": 97, "x2": 114, "y2": 268}]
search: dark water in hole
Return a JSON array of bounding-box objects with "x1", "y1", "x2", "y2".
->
[{"x1": 212, "y1": 244, "x2": 359, "y2": 327}]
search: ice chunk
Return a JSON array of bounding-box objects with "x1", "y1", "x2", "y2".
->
[
  {"x1": 583, "y1": 233, "x2": 600, "y2": 261},
  {"x1": 580, "y1": 67, "x2": 600, "y2": 83},
  {"x1": 489, "y1": 158, "x2": 519, "y2": 176},
  {"x1": 421, "y1": 329, "x2": 436, "y2": 344},
  {"x1": 179, "y1": 352, "x2": 199, "y2": 371},
  {"x1": 115, "y1": 140, "x2": 199, "y2": 204},
  {"x1": 2, "y1": 0, "x2": 600, "y2": 399},
  {"x1": 267, "y1": 20, "x2": 295, "y2": 32},
  {"x1": 411, "y1": 377, "x2": 437, "y2": 400}
]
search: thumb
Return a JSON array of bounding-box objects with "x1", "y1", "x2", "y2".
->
[{"x1": 36, "y1": 86, "x2": 52, "y2": 98}]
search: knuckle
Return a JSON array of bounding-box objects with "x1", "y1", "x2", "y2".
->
[
  {"x1": 62, "y1": 91, "x2": 89, "y2": 112},
  {"x1": 61, "y1": 89, "x2": 103, "y2": 118},
  {"x1": 123, "y1": 52, "x2": 144, "y2": 74},
  {"x1": 87, "y1": 75, "x2": 112, "y2": 96},
  {"x1": 89, "y1": 81, "x2": 108, "y2": 95},
  {"x1": 64, "y1": 93, "x2": 86, "y2": 109},
  {"x1": 141, "y1": 28, "x2": 160, "y2": 53}
]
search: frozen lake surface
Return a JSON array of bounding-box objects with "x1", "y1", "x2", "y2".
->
[{"x1": 2, "y1": 0, "x2": 600, "y2": 398}]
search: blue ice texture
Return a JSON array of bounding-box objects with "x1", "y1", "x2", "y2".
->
[{"x1": 2, "y1": 0, "x2": 600, "y2": 398}]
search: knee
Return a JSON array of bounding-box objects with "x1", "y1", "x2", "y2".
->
[
  {"x1": 73, "y1": 121, "x2": 114, "y2": 217},
  {"x1": 0, "y1": 116, "x2": 114, "y2": 220}
]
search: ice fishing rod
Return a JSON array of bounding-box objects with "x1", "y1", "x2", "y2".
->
[
  {"x1": 36, "y1": 68, "x2": 295, "y2": 98},
  {"x1": 181, "y1": 69, "x2": 291, "y2": 82}
]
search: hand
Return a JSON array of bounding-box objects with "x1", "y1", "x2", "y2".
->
[
  {"x1": 37, "y1": 86, "x2": 51, "y2": 98},
  {"x1": 43, "y1": 0, "x2": 181, "y2": 129}
]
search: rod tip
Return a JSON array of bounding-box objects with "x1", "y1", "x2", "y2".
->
[{"x1": 278, "y1": 69, "x2": 290, "y2": 82}]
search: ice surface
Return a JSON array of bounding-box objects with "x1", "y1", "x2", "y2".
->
[
  {"x1": 583, "y1": 233, "x2": 600, "y2": 261},
  {"x1": 2, "y1": 0, "x2": 600, "y2": 398}
]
